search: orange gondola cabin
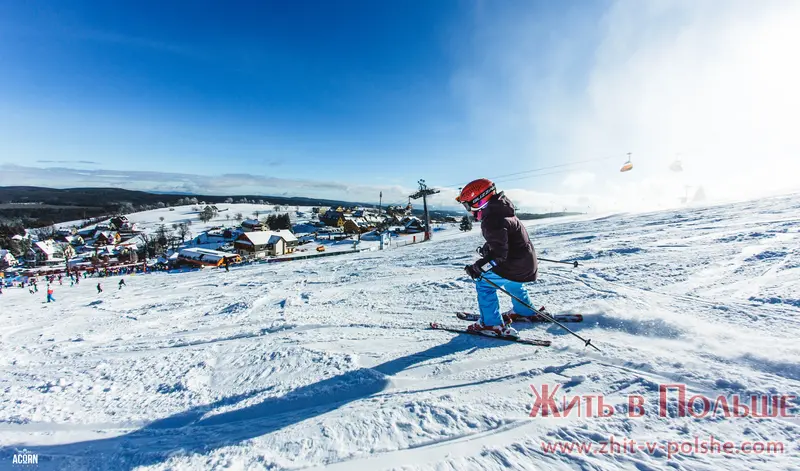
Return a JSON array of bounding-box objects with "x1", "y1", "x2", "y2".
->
[{"x1": 620, "y1": 152, "x2": 633, "y2": 172}]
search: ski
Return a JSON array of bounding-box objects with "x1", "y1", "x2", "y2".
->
[
  {"x1": 429, "y1": 322, "x2": 551, "y2": 347},
  {"x1": 456, "y1": 311, "x2": 584, "y2": 324}
]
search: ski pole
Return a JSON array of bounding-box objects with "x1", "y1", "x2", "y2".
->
[
  {"x1": 538, "y1": 257, "x2": 580, "y2": 268},
  {"x1": 479, "y1": 276, "x2": 600, "y2": 352}
]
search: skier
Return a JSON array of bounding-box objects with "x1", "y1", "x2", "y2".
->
[
  {"x1": 97, "y1": 283, "x2": 103, "y2": 294},
  {"x1": 118, "y1": 279, "x2": 126, "y2": 290},
  {"x1": 46, "y1": 286, "x2": 55, "y2": 303},
  {"x1": 457, "y1": 178, "x2": 539, "y2": 338}
]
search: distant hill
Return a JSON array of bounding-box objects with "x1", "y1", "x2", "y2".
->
[
  {"x1": 517, "y1": 211, "x2": 583, "y2": 220},
  {"x1": 0, "y1": 186, "x2": 461, "y2": 228}
]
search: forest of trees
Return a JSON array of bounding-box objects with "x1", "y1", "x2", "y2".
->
[{"x1": 0, "y1": 186, "x2": 385, "y2": 229}]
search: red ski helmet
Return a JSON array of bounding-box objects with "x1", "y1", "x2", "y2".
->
[{"x1": 456, "y1": 178, "x2": 496, "y2": 212}]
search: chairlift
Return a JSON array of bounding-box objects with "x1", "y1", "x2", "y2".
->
[{"x1": 620, "y1": 152, "x2": 633, "y2": 172}]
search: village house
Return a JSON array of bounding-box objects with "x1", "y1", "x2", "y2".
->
[
  {"x1": 241, "y1": 219, "x2": 268, "y2": 231},
  {"x1": 27, "y1": 240, "x2": 63, "y2": 265},
  {"x1": 0, "y1": 249, "x2": 18, "y2": 268},
  {"x1": 343, "y1": 216, "x2": 377, "y2": 234},
  {"x1": 110, "y1": 216, "x2": 130, "y2": 230},
  {"x1": 234, "y1": 230, "x2": 298, "y2": 258},
  {"x1": 55, "y1": 233, "x2": 85, "y2": 246},
  {"x1": 113, "y1": 219, "x2": 139, "y2": 232},
  {"x1": 95, "y1": 231, "x2": 121, "y2": 246},
  {"x1": 321, "y1": 208, "x2": 346, "y2": 227},
  {"x1": 76, "y1": 226, "x2": 97, "y2": 239},
  {"x1": 177, "y1": 248, "x2": 241, "y2": 267}
]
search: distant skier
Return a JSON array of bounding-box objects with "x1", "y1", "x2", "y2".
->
[
  {"x1": 97, "y1": 283, "x2": 103, "y2": 294},
  {"x1": 457, "y1": 178, "x2": 539, "y2": 338},
  {"x1": 224, "y1": 256, "x2": 230, "y2": 272},
  {"x1": 46, "y1": 286, "x2": 55, "y2": 303},
  {"x1": 118, "y1": 279, "x2": 126, "y2": 289}
]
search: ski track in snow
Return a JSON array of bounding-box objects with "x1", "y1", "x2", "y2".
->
[{"x1": 2, "y1": 194, "x2": 800, "y2": 470}]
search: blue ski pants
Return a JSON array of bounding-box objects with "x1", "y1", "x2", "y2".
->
[{"x1": 476, "y1": 271, "x2": 536, "y2": 326}]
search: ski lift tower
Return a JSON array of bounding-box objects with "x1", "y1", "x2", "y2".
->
[{"x1": 409, "y1": 179, "x2": 440, "y2": 241}]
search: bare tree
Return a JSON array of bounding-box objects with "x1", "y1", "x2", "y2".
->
[
  {"x1": 234, "y1": 212, "x2": 243, "y2": 222},
  {"x1": 177, "y1": 223, "x2": 191, "y2": 242}
]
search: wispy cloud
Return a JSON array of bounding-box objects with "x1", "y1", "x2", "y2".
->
[{"x1": 37, "y1": 160, "x2": 98, "y2": 165}]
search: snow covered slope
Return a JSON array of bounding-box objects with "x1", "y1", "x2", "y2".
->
[
  {"x1": 2, "y1": 194, "x2": 799, "y2": 470},
  {"x1": 57, "y1": 203, "x2": 315, "y2": 236}
]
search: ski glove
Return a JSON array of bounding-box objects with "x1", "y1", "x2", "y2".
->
[
  {"x1": 465, "y1": 260, "x2": 497, "y2": 280},
  {"x1": 464, "y1": 264, "x2": 481, "y2": 280}
]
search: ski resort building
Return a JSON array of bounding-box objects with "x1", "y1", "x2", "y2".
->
[
  {"x1": 26, "y1": 240, "x2": 64, "y2": 266},
  {"x1": 176, "y1": 248, "x2": 241, "y2": 267},
  {"x1": 234, "y1": 230, "x2": 298, "y2": 258}
]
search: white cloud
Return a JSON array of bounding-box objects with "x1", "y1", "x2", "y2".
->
[
  {"x1": 456, "y1": 0, "x2": 800, "y2": 212},
  {"x1": 0, "y1": 164, "x2": 418, "y2": 206}
]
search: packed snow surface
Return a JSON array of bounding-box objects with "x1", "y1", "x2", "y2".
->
[{"x1": 2, "y1": 194, "x2": 800, "y2": 470}]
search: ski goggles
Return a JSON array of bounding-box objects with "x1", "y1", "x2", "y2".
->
[
  {"x1": 460, "y1": 196, "x2": 491, "y2": 213},
  {"x1": 457, "y1": 184, "x2": 496, "y2": 212}
]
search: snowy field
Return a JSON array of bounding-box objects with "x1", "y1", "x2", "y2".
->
[
  {"x1": 56, "y1": 203, "x2": 317, "y2": 236},
  {"x1": 2, "y1": 194, "x2": 800, "y2": 470}
]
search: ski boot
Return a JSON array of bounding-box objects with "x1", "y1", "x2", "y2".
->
[{"x1": 466, "y1": 321, "x2": 519, "y2": 338}]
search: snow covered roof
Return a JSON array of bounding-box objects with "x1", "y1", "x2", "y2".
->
[
  {"x1": 237, "y1": 231, "x2": 284, "y2": 246},
  {"x1": 33, "y1": 240, "x2": 57, "y2": 255},
  {"x1": 11, "y1": 234, "x2": 23, "y2": 241},
  {"x1": 119, "y1": 235, "x2": 145, "y2": 247},
  {"x1": 275, "y1": 230, "x2": 297, "y2": 243},
  {"x1": 96, "y1": 231, "x2": 118, "y2": 240},
  {"x1": 0, "y1": 250, "x2": 17, "y2": 263},
  {"x1": 62, "y1": 235, "x2": 83, "y2": 244},
  {"x1": 178, "y1": 248, "x2": 235, "y2": 263}
]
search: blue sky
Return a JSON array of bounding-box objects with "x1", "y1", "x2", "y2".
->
[{"x1": 2, "y1": 1, "x2": 798, "y2": 211}]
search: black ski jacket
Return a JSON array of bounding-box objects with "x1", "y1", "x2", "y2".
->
[{"x1": 473, "y1": 193, "x2": 538, "y2": 282}]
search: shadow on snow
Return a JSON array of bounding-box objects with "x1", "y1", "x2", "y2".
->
[{"x1": 3, "y1": 335, "x2": 504, "y2": 470}]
